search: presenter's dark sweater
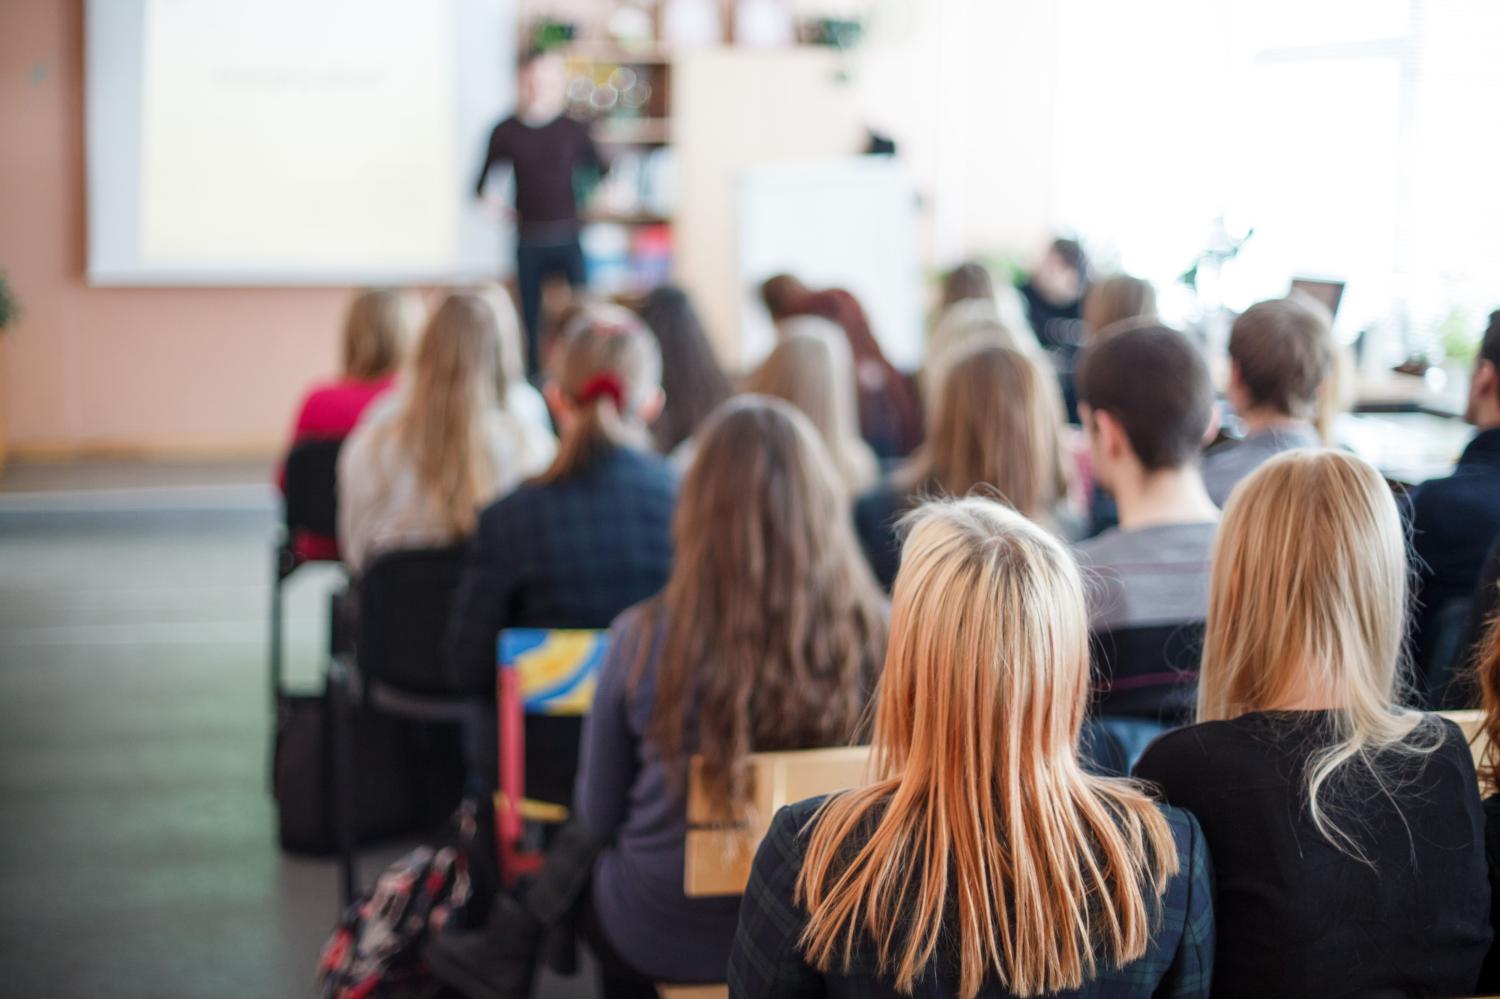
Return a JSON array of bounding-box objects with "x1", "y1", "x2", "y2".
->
[
  {"x1": 474, "y1": 114, "x2": 602, "y2": 239},
  {"x1": 1134, "y1": 710, "x2": 1490, "y2": 999}
]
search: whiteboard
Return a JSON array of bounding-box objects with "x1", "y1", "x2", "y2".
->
[{"x1": 736, "y1": 157, "x2": 923, "y2": 370}]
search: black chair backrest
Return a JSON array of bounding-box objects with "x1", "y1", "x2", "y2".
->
[
  {"x1": 283, "y1": 438, "x2": 344, "y2": 540},
  {"x1": 1090, "y1": 621, "x2": 1206, "y2": 724},
  {"x1": 357, "y1": 546, "x2": 467, "y2": 696}
]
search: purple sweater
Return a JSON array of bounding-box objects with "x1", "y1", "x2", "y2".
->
[{"x1": 574, "y1": 606, "x2": 742, "y2": 983}]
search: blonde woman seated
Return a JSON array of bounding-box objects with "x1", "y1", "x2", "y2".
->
[
  {"x1": 730, "y1": 497, "x2": 1213, "y2": 998},
  {"x1": 856, "y1": 343, "x2": 1073, "y2": 588},
  {"x1": 921, "y1": 298, "x2": 1044, "y2": 408},
  {"x1": 336, "y1": 292, "x2": 556, "y2": 573},
  {"x1": 739, "y1": 320, "x2": 879, "y2": 496},
  {"x1": 1134, "y1": 450, "x2": 1490, "y2": 997}
]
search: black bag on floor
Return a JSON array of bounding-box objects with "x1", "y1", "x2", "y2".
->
[{"x1": 273, "y1": 689, "x2": 463, "y2": 855}]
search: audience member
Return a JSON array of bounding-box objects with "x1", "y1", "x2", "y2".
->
[
  {"x1": 336, "y1": 293, "x2": 556, "y2": 573},
  {"x1": 1081, "y1": 273, "x2": 1157, "y2": 342},
  {"x1": 730, "y1": 498, "x2": 1213, "y2": 998},
  {"x1": 577, "y1": 396, "x2": 887, "y2": 992},
  {"x1": 1134, "y1": 449, "x2": 1491, "y2": 997},
  {"x1": 635, "y1": 286, "x2": 732, "y2": 455},
  {"x1": 1018, "y1": 237, "x2": 1089, "y2": 351},
  {"x1": 757, "y1": 273, "x2": 811, "y2": 323},
  {"x1": 1472, "y1": 611, "x2": 1500, "y2": 993},
  {"x1": 443, "y1": 305, "x2": 676, "y2": 694},
  {"x1": 856, "y1": 343, "x2": 1071, "y2": 588},
  {"x1": 781, "y1": 287, "x2": 925, "y2": 458},
  {"x1": 470, "y1": 283, "x2": 554, "y2": 433},
  {"x1": 921, "y1": 298, "x2": 1042, "y2": 406},
  {"x1": 282, "y1": 288, "x2": 421, "y2": 449},
  {"x1": 938, "y1": 260, "x2": 995, "y2": 310},
  {"x1": 743, "y1": 322, "x2": 879, "y2": 496},
  {"x1": 1074, "y1": 325, "x2": 1218, "y2": 632},
  {"x1": 1200, "y1": 297, "x2": 1334, "y2": 506},
  {"x1": 1410, "y1": 311, "x2": 1500, "y2": 699}
]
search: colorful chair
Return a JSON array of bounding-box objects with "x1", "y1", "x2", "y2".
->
[{"x1": 495, "y1": 628, "x2": 610, "y2": 883}]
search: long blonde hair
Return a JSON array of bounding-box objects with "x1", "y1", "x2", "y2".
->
[
  {"x1": 797, "y1": 498, "x2": 1177, "y2": 998},
  {"x1": 342, "y1": 288, "x2": 422, "y2": 381},
  {"x1": 1199, "y1": 449, "x2": 1439, "y2": 856},
  {"x1": 535, "y1": 304, "x2": 661, "y2": 485},
  {"x1": 744, "y1": 319, "x2": 878, "y2": 494},
  {"x1": 901, "y1": 343, "x2": 1069, "y2": 525},
  {"x1": 1081, "y1": 274, "x2": 1157, "y2": 342},
  {"x1": 390, "y1": 292, "x2": 505, "y2": 537},
  {"x1": 640, "y1": 396, "x2": 887, "y2": 820},
  {"x1": 468, "y1": 282, "x2": 529, "y2": 405}
]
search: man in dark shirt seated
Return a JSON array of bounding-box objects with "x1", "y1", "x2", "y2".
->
[
  {"x1": 475, "y1": 49, "x2": 606, "y2": 376},
  {"x1": 1411, "y1": 310, "x2": 1500, "y2": 701}
]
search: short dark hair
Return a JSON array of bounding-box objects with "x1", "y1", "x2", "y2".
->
[
  {"x1": 1482, "y1": 310, "x2": 1500, "y2": 373},
  {"x1": 1227, "y1": 297, "x2": 1333, "y2": 418},
  {"x1": 1076, "y1": 324, "x2": 1214, "y2": 471},
  {"x1": 1049, "y1": 238, "x2": 1088, "y2": 277}
]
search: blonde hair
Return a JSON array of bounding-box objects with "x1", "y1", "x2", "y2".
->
[
  {"x1": 797, "y1": 498, "x2": 1178, "y2": 998},
  {"x1": 1082, "y1": 274, "x2": 1157, "y2": 342},
  {"x1": 536, "y1": 304, "x2": 661, "y2": 485},
  {"x1": 1199, "y1": 449, "x2": 1439, "y2": 857},
  {"x1": 468, "y1": 282, "x2": 529, "y2": 403},
  {"x1": 745, "y1": 320, "x2": 878, "y2": 494},
  {"x1": 902, "y1": 343, "x2": 1069, "y2": 526},
  {"x1": 388, "y1": 292, "x2": 505, "y2": 537},
  {"x1": 923, "y1": 299, "x2": 1043, "y2": 407},
  {"x1": 640, "y1": 396, "x2": 887, "y2": 820},
  {"x1": 342, "y1": 288, "x2": 422, "y2": 381}
]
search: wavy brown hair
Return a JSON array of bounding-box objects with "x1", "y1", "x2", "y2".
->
[
  {"x1": 797, "y1": 499, "x2": 1177, "y2": 997},
  {"x1": 1480, "y1": 616, "x2": 1500, "y2": 795},
  {"x1": 638, "y1": 396, "x2": 888, "y2": 820},
  {"x1": 898, "y1": 343, "x2": 1069, "y2": 525}
]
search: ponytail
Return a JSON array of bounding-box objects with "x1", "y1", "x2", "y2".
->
[{"x1": 534, "y1": 306, "x2": 662, "y2": 484}]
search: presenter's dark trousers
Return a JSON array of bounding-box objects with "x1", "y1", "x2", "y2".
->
[{"x1": 516, "y1": 236, "x2": 587, "y2": 378}]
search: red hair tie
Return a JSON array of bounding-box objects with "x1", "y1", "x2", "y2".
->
[{"x1": 576, "y1": 372, "x2": 627, "y2": 410}]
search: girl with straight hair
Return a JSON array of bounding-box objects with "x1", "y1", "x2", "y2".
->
[
  {"x1": 443, "y1": 304, "x2": 677, "y2": 694},
  {"x1": 1135, "y1": 449, "x2": 1490, "y2": 997},
  {"x1": 636, "y1": 285, "x2": 732, "y2": 455},
  {"x1": 856, "y1": 342, "x2": 1073, "y2": 588},
  {"x1": 1082, "y1": 274, "x2": 1157, "y2": 342},
  {"x1": 743, "y1": 322, "x2": 879, "y2": 496},
  {"x1": 336, "y1": 292, "x2": 555, "y2": 572},
  {"x1": 572, "y1": 395, "x2": 888, "y2": 993},
  {"x1": 730, "y1": 497, "x2": 1213, "y2": 998}
]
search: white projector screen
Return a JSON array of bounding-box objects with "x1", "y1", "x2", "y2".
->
[{"x1": 86, "y1": 0, "x2": 515, "y2": 285}]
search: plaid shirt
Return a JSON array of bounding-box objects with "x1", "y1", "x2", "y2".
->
[
  {"x1": 444, "y1": 446, "x2": 677, "y2": 693},
  {"x1": 728, "y1": 797, "x2": 1213, "y2": 999}
]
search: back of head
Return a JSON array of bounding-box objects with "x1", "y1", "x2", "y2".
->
[
  {"x1": 924, "y1": 299, "x2": 1042, "y2": 410},
  {"x1": 758, "y1": 273, "x2": 812, "y2": 322},
  {"x1": 1469, "y1": 310, "x2": 1500, "y2": 425},
  {"x1": 1082, "y1": 274, "x2": 1157, "y2": 340},
  {"x1": 1203, "y1": 449, "x2": 1431, "y2": 854},
  {"x1": 1076, "y1": 324, "x2": 1212, "y2": 472},
  {"x1": 1478, "y1": 611, "x2": 1500, "y2": 795},
  {"x1": 648, "y1": 395, "x2": 887, "y2": 818},
  {"x1": 1228, "y1": 297, "x2": 1335, "y2": 420},
  {"x1": 343, "y1": 288, "x2": 423, "y2": 381},
  {"x1": 914, "y1": 343, "x2": 1068, "y2": 520},
  {"x1": 797, "y1": 498, "x2": 1176, "y2": 998},
  {"x1": 746, "y1": 324, "x2": 875, "y2": 493},
  {"x1": 1483, "y1": 311, "x2": 1500, "y2": 373},
  {"x1": 397, "y1": 292, "x2": 503, "y2": 536},
  {"x1": 467, "y1": 282, "x2": 528, "y2": 399},
  {"x1": 537, "y1": 304, "x2": 662, "y2": 484},
  {"x1": 940, "y1": 261, "x2": 996, "y2": 310},
  {"x1": 637, "y1": 285, "x2": 732, "y2": 453}
]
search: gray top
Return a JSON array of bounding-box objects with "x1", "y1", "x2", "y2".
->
[
  {"x1": 1074, "y1": 521, "x2": 1218, "y2": 631},
  {"x1": 575, "y1": 605, "x2": 742, "y2": 983},
  {"x1": 1200, "y1": 422, "x2": 1321, "y2": 507}
]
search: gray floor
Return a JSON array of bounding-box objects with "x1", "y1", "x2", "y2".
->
[{"x1": 0, "y1": 462, "x2": 592, "y2": 998}]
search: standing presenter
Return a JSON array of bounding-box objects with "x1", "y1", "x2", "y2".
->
[{"x1": 475, "y1": 49, "x2": 605, "y2": 376}]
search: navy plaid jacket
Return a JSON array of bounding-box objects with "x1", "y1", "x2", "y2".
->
[
  {"x1": 444, "y1": 446, "x2": 677, "y2": 694},
  {"x1": 728, "y1": 796, "x2": 1213, "y2": 999}
]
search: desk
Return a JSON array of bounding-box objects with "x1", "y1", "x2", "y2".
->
[{"x1": 1336, "y1": 412, "x2": 1475, "y2": 487}]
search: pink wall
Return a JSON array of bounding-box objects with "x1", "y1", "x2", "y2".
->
[{"x1": 0, "y1": 0, "x2": 350, "y2": 457}]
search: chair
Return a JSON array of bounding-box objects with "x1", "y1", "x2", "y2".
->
[
  {"x1": 683, "y1": 745, "x2": 871, "y2": 898},
  {"x1": 495, "y1": 628, "x2": 610, "y2": 885},
  {"x1": 328, "y1": 544, "x2": 486, "y2": 905},
  {"x1": 1089, "y1": 622, "x2": 1205, "y2": 725},
  {"x1": 270, "y1": 438, "x2": 344, "y2": 704}
]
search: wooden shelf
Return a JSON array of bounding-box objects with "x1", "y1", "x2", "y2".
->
[{"x1": 591, "y1": 117, "x2": 671, "y2": 144}]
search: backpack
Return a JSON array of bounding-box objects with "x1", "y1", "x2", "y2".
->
[{"x1": 315, "y1": 798, "x2": 495, "y2": 998}]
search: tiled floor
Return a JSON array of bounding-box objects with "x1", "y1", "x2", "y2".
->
[{"x1": 0, "y1": 462, "x2": 593, "y2": 998}]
